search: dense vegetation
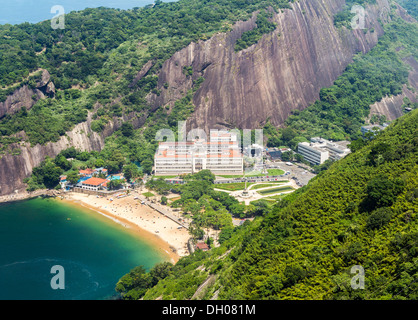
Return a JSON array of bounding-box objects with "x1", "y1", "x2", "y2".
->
[
  {"x1": 0, "y1": 0, "x2": 416, "y2": 301},
  {"x1": 234, "y1": 9, "x2": 277, "y2": 51},
  {"x1": 118, "y1": 109, "x2": 418, "y2": 300},
  {"x1": 0, "y1": 0, "x2": 294, "y2": 156},
  {"x1": 145, "y1": 170, "x2": 270, "y2": 242},
  {"x1": 265, "y1": 15, "x2": 417, "y2": 149},
  {"x1": 395, "y1": 0, "x2": 418, "y2": 19}
]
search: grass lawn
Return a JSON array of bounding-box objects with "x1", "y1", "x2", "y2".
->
[
  {"x1": 168, "y1": 196, "x2": 181, "y2": 202},
  {"x1": 214, "y1": 182, "x2": 254, "y2": 191},
  {"x1": 217, "y1": 174, "x2": 245, "y2": 178},
  {"x1": 257, "y1": 186, "x2": 294, "y2": 195},
  {"x1": 251, "y1": 181, "x2": 287, "y2": 190},
  {"x1": 142, "y1": 192, "x2": 155, "y2": 198},
  {"x1": 264, "y1": 194, "x2": 290, "y2": 200},
  {"x1": 267, "y1": 169, "x2": 285, "y2": 176}
]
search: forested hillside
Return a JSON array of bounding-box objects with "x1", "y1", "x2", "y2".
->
[
  {"x1": 117, "y1": 109, "x2": 418, "y2": 300},
  {"x1": 0, "y1": 0, "x2": 417, "y2": 300},
  {"x1": 0, "y1": 0, "x2": 293, "y2": 148},
  {"x1": 1, "y1": 0, "x2": 417, "y2": 197},
  {"x1": 265, "y1": 11, "x2": 417, "y2": 147},
  {"x1": 396, "y1": 0, "x2": 418, "y2": 19}
]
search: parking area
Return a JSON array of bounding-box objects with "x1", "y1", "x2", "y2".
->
[{"x1": 266, "y1": 161, "x2": 316, "y2": 187}]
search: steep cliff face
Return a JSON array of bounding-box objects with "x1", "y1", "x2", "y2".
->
[
  {"x1": 147, "y1": 0, "x2": 391, "y2": 131},
  {"x1": 0, "y1": 112, "x2": 122, "y2": 196},
  {"x1": 0, "y1": 86, "x2": 44, "y2": 119},
  {"x1": 0, "y1": 69, "x2": 55, "y2": 119},
  {"x1": 369, "y1": 55, "x2": 418, "y2": 121},
  {"x1": 0, "y1": 0, "x2": 403, "y2": 197}
]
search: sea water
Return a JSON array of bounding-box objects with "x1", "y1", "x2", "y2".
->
[
  {"x1": 0, "y1": 197, "x2": 167, "y2": 300},
  {"x1": 0, "y1": 0, "x2": 175, "y2": 25}
]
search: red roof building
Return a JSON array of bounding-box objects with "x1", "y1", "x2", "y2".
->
[
  {"x1": 79, "y1": 168, "x2": 94, "y2": 176},
  {"x1": 195, "y1": 242, "x2": 210, "y2": 251},
  {"x1": 81, "y1": 177, "x2": 107, "y2": 190}
]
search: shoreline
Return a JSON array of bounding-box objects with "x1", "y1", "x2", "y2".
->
[
  {"x1": 60, "y1": 191, "x2": 191, "y2": 264},
  {"x1": 0, "y1": 189, "x2": 56, "y2": 204}
]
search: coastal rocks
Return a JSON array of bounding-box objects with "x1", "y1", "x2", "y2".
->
[{"x1": 147, "y1": 0, "x2": 391, "y2": 131}]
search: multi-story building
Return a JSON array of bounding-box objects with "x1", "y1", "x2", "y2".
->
[
  {"x1": 297, "y1": 142, "x2": 330, "y2": 165},
  {"x1": 154, "y1": 131, "x2": 244, "y2": 176},
  {"x1": 298, "y1": 137, "x2": 351, "y2": 165}
]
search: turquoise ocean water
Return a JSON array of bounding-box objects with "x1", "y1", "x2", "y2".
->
[
  {"x1": 0, "y1": 0, "x2": 166, "y2": 25},
  {"x1": 0, "y1": 197, "x2": 167, "y2": 300}
]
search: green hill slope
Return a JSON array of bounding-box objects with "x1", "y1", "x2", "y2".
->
[{"x1": 119, "y1": 109, "x2": 417, "y2": 300}]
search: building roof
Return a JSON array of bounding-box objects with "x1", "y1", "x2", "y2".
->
[
  {"x1": 196, "y1": 242, "x2": 209, "y2": 250},
  {"x1": 79, "y1": 168, "x2": 94, "y2": 175},
  {"x1": 82, "y1": 177, "x2": 107, "y2": 186}
]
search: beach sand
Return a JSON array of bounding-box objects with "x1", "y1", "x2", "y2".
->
[{"x1": 61, "y1": 191, "x2": 191, "y2": 264}]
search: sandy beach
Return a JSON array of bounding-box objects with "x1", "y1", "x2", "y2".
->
[{"x1": 60, "y1": 191, "x2": 191, "y2": 264}]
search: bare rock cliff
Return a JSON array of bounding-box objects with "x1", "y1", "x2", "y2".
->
[
  {"x1": 147, "y1": 0, "x2": 391, "y2": 131},
  {"x1": 0, "y1": 69, "x2": 55, "y2": 119},
  {"x1": 369, "y1": 55, "x2": 418, "y2": 121},
  {"x1": 0, "y1": 112, "x2": 125, "y2": 196},
  {"x1": 0, "y1": 0, "x2": 403, "y2": 197}
]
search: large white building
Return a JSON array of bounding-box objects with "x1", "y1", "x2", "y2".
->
[
  {"x1": 297, "y1": 137, "x2": 351, "y2": 165},
  {"x1": 154, "y1": 131, "x2": 244, "y2": 176}
]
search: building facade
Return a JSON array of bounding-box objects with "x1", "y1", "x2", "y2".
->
[
  {"x1": 81, "y1": 177, "x2": 108, "y2": 191},
  {"x1": 154, "y1": 131, "x2": 244, "y2": 176},
  {"x1": 298, "y1": 137, "x2": 351, "y2": 165}
]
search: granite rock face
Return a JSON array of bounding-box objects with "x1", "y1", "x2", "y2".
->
[
  {"x1": 369, "y1": 55, "x2": 418, "y2": 121},
  {"x1": 147, "y1": 0, "x2": 391, "y2": 132},
  {"x1": 0, "y1": 69, "x2": 55, "y2": 119},
  {"x1": 0, "y1": 110, "x2": 138, "y2": 196},
  {"x1": 0, "y1": 0, "x2": 411, "y2": 196}
]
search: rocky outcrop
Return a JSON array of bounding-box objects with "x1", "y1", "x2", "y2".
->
[
  {"x1": 0, "y1": 69, "x2": 55, "y2": 118},
  {"x1": 369, "y1": 54, "x2": 418, "y2": 121},
  {"x1": 0, "y1": 86, "x2": 44, "y2": 118},
  {"x1": 0, "y1": 0, "x2": 409, "y2": 197},
  {"x1": 129, "y1": 60, "x2": 154, "y2": 88},
  {"x1": 0, "y1": 111, "x2": 125, "y2": 196},
  {"x1": 369, "y1": 85, "x2": 417, "y2": 121},
  {"x1": 147, "y1": 0, "x2": 391, "y2": 132}
]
